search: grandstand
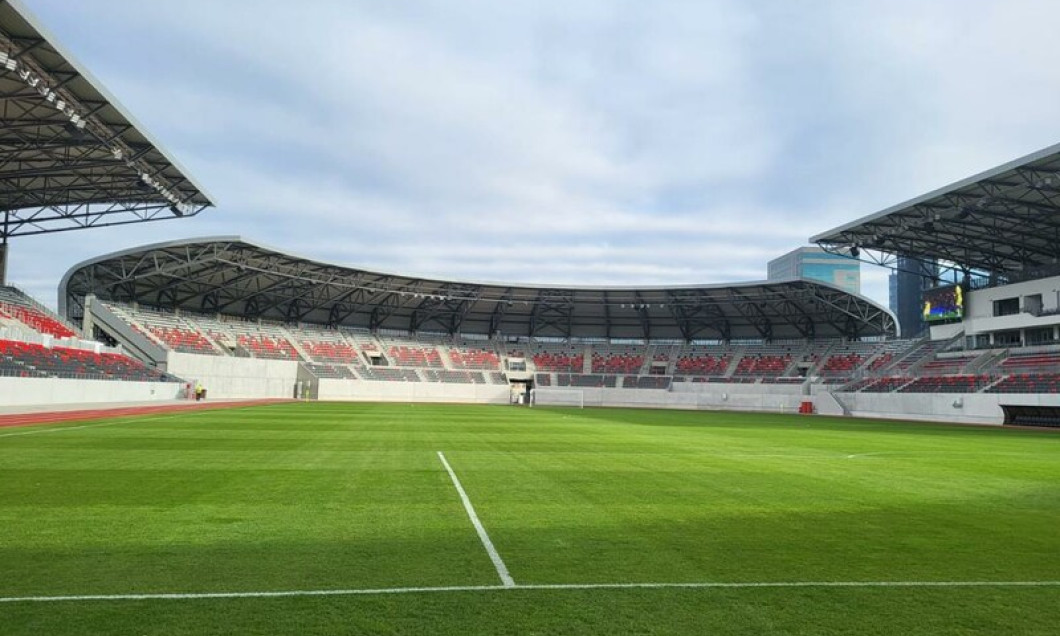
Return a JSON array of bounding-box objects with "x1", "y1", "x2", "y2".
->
[
  {"x1": 39, "y1": 216, "x2": 1060, "y2": 425},
  {"x1": 0, "y1": 0, "x2": 1058, "y2": 426},
  {"x1": 54, "y1": 236, "x2": 911, "y2": 405},
  {"x1": 0, "y1": 285, "x2": 177, "y2": 385},
  {"x1": 1, "y1": 3, "x2": 1058, "y2": 635},
  {"x1": 813, "y1": 141, "x2": 1060, "y2": 425},
  {"x1": 0, "y1": 0, "x2": 212, "y2": 405}
]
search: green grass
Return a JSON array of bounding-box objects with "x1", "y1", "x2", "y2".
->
[{"x1": 1, "y1": 402, "x2": 1058, "y2": 635}]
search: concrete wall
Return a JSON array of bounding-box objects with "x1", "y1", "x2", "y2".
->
[
  {"x1": 535, "y1": 386, "x2": 808, "y2": 413},
  {"x1": 318, "y1": 379, "x2": 510, "y2": 404},
  {"x1": 0, "y1": 376, "x2": 183, "y2": 407},
  {"x1": 671, "y1": 382, "x2": 806, "y2": 396},
  {"x1": 538, "y1": 382, "x2": 1060, "y2": 426},
  {"x1": 166, "y1": 352, "x2": 299, "y2": 399},
  {"x1": 832, "y1": 391, "x2": 1060, "y2": 426}
]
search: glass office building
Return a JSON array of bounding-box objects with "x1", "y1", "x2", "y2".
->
[{"x1": 767, "y1": 247, "x2": 860, "y2": 295}]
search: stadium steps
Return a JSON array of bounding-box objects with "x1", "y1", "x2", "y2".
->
[
  {"x1": 805, "y1": 341, "x2": 839, "y2": 377},
  {"x1": 980, "y1": 375, "x2": 1009, "y2": 392},
  {"x1": 900, "y1": 341, "x2": 947, "y2": 376},
  {"x1": 722, "y1": 347, "x2": 745, "y2": 378},
  {"x1": 968, "y1": 349, "x2": 1010, "y2": 375},
  {"x1": 85, "y1": 298, "x2": 168, "y2": 365},
  {"x1": 859, "y1": 349, "x2": 890, "y2": 374},
  {"x1": 877, "y1": 339, "x2": 931, "y2": 374},
  {"x1": 279, "y1": 327, "x2": 313, "y2": 361},
  {"x1": 820, "y1": 391, "x2": 852, "y2": 416},
  {"x1": 198, "y1": 329, "x2": 227, "y2": 355}
]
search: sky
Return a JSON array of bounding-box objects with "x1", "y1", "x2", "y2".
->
[{"x1": 10, "y1": 0, "x2": 1060, "y2": 310}]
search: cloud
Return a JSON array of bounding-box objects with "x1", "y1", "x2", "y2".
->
[{"x1": 10, "y1": 0, "x2": 1060, "y2": 314}]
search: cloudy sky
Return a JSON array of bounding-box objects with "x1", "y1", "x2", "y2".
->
[{"x1": 10, "y1": 0, "x2": 1060, "y2": 309}]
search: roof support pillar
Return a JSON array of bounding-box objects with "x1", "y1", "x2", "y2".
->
[
  {"x1": 0, "y1": 212, "x2": 8, "y2": 284},
  {"x1": 0, "y1": 229, "x2": 7, "y2": 286}
]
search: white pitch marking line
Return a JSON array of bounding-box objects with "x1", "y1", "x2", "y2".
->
[
  {"x1": 437, "y1": 451, "x2": 516, "y2": 587},
  {"x1": 2, "y1": 580, "x2": 1059, "y2": 604}
]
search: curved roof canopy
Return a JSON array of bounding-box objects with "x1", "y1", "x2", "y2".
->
[
  {"x1": 62, "y1": 237, "x2": 898, "y2": 341},
  {"x1": 0, "y1": 0, "x2": 212, "y2": 238},
  {"x1": 811, "y1": 142, "x2": 1060, "y2": 279}
]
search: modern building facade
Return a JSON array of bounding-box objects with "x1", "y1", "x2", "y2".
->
[
  {"x1": 767, "y1": 246, "x2": 861, "y2": 295},
  {"x1": 890, "y1": 256, "x2": 938, "y2": 338}
]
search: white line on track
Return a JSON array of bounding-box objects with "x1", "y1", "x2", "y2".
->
[
  {"x1": 0, "y1": 414, "x2": 175, "y2": 438},
  {"x1": 437, "y1": 451, "x2": 515, "y2": 587},
  {"x1": 3, "y1": 580, "x2": 1058, "y2": 604}
]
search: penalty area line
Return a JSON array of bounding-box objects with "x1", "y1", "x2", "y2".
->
[
  {"x1": 2, "y1": 580, "x2": 1059, "y2": 604},
  {"x1": 437, "y1": 451, "x2": 516, "y2": 587}
]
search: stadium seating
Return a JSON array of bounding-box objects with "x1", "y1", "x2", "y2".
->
[
  {"x1": 305, "y1": 363, "x2": 358, "y2": 379},
  {"x1": 360, "y1": 367, "x2": 421, "y2": 382},
  {"x1": 917, "y1": 355, "x2": 976, "y2": 376},
  {"x1": 448, "y1": 346, "x2": 501, "y2": 370},
  {"x1": 899, "y1": 375, "x2": 994, "y2": 393},
  {"x1": 533, "y1": 351, "x2": 584, "y2": 373},
  {"x1": 868, "y1": 353, "x2": 894, "y2": 371},
  {"x1": 388, "y1": 345, "x2": 444, "y2": 368},
  {"x1": 423, "y1": 370, "x2": 485, "y2": 384},
  {"x1": 237, "y1": 335, "x2": 302, "y2": 360},
  {"x1": 297, "y1": 328, "x2": 364, "y2": 365},
  {"x1": 733, "y1": 354, "x2": 791, "y2": 377},
  {"x1": 820, "y1": 353, "x2": 864, "y2": 376},
  {"x1": 623, "y1": 375, "x2": 671, "y2": 389},
  {"x1": 998, "y1": 352, "x2": 1060, "y2": 374},
  {"x1": 102, "y1": 303, "x2": 222, "y2": 356},
  {"x1": 0, "y1": 339, "x2": 173, "y2": 382},
  {"x1": 674, "y1": 353, "x2": 730, "y2": 376},
  {"x1": 591, "y1": 353, "x2": 644, "y2": 374},
  {"x1": 987, "y1": 373, "x2": 1060, "y2": 393},
  {"x1": 859, "y1": 377, "x2": 913, "y2": 393},
  {"x1": 557, "y1": 373, "x2": 617, "y2": 388},
  {"x1": 64, "y1": 304, "x2": 1060, "y2": 400},
  {"x1": 0, "y1": 287, "x2": 78, "y2": 338}
]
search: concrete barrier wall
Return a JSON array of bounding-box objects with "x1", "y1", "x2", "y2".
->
[
  {"x1": 318, "y1": 379, "x2": 510, "y2": 404},
  {"x1": 538, "y1": 383, "x2": 1060, "y2": 425},
  {"x1": 165, "y1": 352, "x2": 299, "y2": 399},
  {"x1": 670, "y1": 382, "x2": 806, "y2": 396},
  {"x1": 536, "y1": 387, "x2": 806, "y2": 413},
  {"x1": 832, "y1": 392, "x2": 1060, "y2": 426},
  {"x1": 0, "y1": 377, "x2": 183, "y2": 407}
]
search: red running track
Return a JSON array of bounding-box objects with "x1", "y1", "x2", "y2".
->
[{"x1": 0, "y1": 399, "x2": 291, "y2": 429}]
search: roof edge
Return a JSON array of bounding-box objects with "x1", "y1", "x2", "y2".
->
[
  {"x1": 4, "y1": 0, "x2": 217, "y2": 206},
  {"x1": 809, "y1": 140, "x2": 1060, "y2": 242}
]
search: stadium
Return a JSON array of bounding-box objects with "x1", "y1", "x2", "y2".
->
[{"x1": 1, "y1": 1, "x2": 1058, "y2": 634}]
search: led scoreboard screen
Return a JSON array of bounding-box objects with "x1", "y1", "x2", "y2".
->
[{"x1": 922, "y1": 284, "x2": 964, "y2": 323}]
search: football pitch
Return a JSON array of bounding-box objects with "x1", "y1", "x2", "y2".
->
[{"x1": 1, "y1": 402, "x2": 1058, "y2": 635}]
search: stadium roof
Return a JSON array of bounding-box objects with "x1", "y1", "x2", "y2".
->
[
  {"x1": 0, "y1": 0, "x2": 213, "y2": 238},
  {"x1": 61, "y1": 237, "x2": 898, "y2": 341},
  {"x1": 811, "y1": 142, "x2": 1060, "y2": 279}
]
